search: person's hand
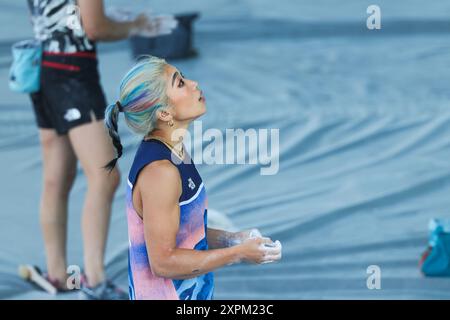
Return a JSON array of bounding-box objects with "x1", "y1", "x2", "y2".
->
[
  {"x1": 130, "y1": 13, "x2": 178, "y2": 38},
  {"x1": 133, "y1": 13, "x2": 150, "y2": 31},
  {"x1": 238, "y1": 237, "x2": 282, "y2": 264},
  {"x1": 106, "y1": 8, "x2": 178, "y2": 38}
]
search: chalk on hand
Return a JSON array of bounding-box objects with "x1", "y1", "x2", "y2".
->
[
  {"x1": 263, "y1": 240, "x2": 282, "y2": 248},
  {"x1": 249, "y1": 228, "x2": 263, "y2": 239},
  {"x1": 259, "y1": 240, "x2": 282, "y2": 265}
]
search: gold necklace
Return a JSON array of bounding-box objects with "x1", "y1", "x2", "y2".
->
[{"x1": 146, "y1": 135, "x2": 184, "y2": 160}]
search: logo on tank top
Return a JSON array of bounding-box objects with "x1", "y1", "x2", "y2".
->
[
  {"x1": 188, "y1": 178, "x2": 196, "y2": 190},
  {"x1": 64, "y1": 108, "x2": 81, "y2": 122}
]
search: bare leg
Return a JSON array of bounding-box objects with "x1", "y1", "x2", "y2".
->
[
  {"x1": 68, "y1": 118, "x2": 120, "y2": 287},
  {"x1": 39, "y1": 129, "x2": 77, "y2": 284}
]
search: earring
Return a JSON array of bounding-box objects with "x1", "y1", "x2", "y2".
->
[{"x1": 168, "y1": 120, "x2": 174, "y2": 127}]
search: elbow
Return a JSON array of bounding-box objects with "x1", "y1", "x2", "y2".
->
[
  {"x1": 151, "y1": 263, "x2": 168, "y2": 278},
  {"x1": 151, "y1": 263, "x2": 195, "y2": 280},
  {"x1": 150, "y1": 254, "x2": 176, "y2": 279},
  {"x1": 150, "y1": 253, "x2": 191, "y2": 279},
  {"x1": 152, "y1": 263, "x2": 180, "y2": 279},
  {"x1": 83, "y1": 19, "x2": 109, "y2": 41},
  {"x1": 84, "y1": 27, "x2": 104, "y2": 41}
]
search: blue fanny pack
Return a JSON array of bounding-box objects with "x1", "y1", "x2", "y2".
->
[
  {"x1": 420, "y1": 219, "x2": 450, "y2": 277},
  {"x1": 9, "y1": 39, "x2": 42, "y2": 93}
]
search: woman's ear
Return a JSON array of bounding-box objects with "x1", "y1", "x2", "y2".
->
[{"x1": 157, "y1": 109, "x2": 173, "y2": 122}]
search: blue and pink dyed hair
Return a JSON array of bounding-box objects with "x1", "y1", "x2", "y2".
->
[{"x1": 104, "y1": 55, "x2": 169, "y2": 171}]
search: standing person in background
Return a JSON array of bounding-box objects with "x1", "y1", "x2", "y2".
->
[{"x1": 27, "y1": 0, "x2": 176, "y2": 299}]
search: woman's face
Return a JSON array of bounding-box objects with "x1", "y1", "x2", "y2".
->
[{"x1": 164, "y1": 64, "x2": 206, "y2": 124}]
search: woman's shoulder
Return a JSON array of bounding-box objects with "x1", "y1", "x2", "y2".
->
[
  {"x1": 140, "y1": 159, "x2": 178, "y2": 180},
  {"x1": 136, "y1": 159, "x2": 182, "y2": 199}
]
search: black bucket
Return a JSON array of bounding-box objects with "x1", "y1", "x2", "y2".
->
[{"x1": 129, "y1": 12, "x2": 199, "y2": 60}]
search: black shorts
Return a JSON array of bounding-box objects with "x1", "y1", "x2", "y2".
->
[{"x1": 30, "y1": 52, "x2": 107, "y2": 135}]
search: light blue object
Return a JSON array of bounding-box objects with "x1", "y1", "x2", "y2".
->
[
  {"x1": 9, "y1": 40, "x2": 42, "y2": 93},
  {"x1": 421, "y1": 219, "x2": 450, "y2": 277}
]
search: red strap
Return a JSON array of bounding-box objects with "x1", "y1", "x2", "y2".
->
[
  {"x1": 42, "y1": 61, "x2": 80, "y2": 72},
  {"x1": 43, "y1": 51, "x2": 97, "y2": 59},
  {"x1": 418, "y1": 246, "x2": 432, "y2": 273}
]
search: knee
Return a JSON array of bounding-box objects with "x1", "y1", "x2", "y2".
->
[
  {"x1": 43, "y1": 173, "x2": 73, "y2": 197},
  {"x1": 65, "y1": 166, "x2": 77, "y2": 191},
  {"x1": 108, "y1": 167, "x2": 121, "y2": 191},
  {"x1": 87, "y1": 167, "x2": 121, "y2": 193},
  {"x1": 43, "y1": 176, "x2": 59, "y2": 194}
]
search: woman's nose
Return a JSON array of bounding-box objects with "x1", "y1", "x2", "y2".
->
[{"x1": 189, "y1": 79, "x2": 199, "y2": 89}]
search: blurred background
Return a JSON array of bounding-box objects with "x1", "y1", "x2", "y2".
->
[{"x1": 1, "y1": 0, "x2": 450, "y2": 299}]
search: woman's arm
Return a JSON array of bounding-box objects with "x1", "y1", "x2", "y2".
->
[
  {"x1": 138, "y1": 160, "x2": 268, "y2": 280},
  {"x1": 78, "y1": 0, "x2": 145, "y2": 41},
  {"x1": 207, "y1": 228, "x2": 266, "y2": 249},
  {"x1": 206, "y1": 228, "x2": 236, "y2": 249}
]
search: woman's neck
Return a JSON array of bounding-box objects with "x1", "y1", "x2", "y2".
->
[{"x1": 146, "y1": 125, "x2": 188, "y2": 153}]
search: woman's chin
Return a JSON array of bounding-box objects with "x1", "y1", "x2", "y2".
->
[
  {"x1": 197, "y1": 108, "x2": 207, "y2": 117},
  {"x1": 198, "y1": 102, "x2": 207, "y2": 114}
]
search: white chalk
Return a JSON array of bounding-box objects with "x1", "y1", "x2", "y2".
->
[
  {"x1": 249, "y1": 228, "x2": 263, "y2": 239},
  {"x1": 259, "y1": 240, "x2": 282, "y2": 264}
]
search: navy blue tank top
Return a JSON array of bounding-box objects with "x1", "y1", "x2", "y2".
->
[{"x1": 126, "y1": 139, "x2": 214, "y2": 300}]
